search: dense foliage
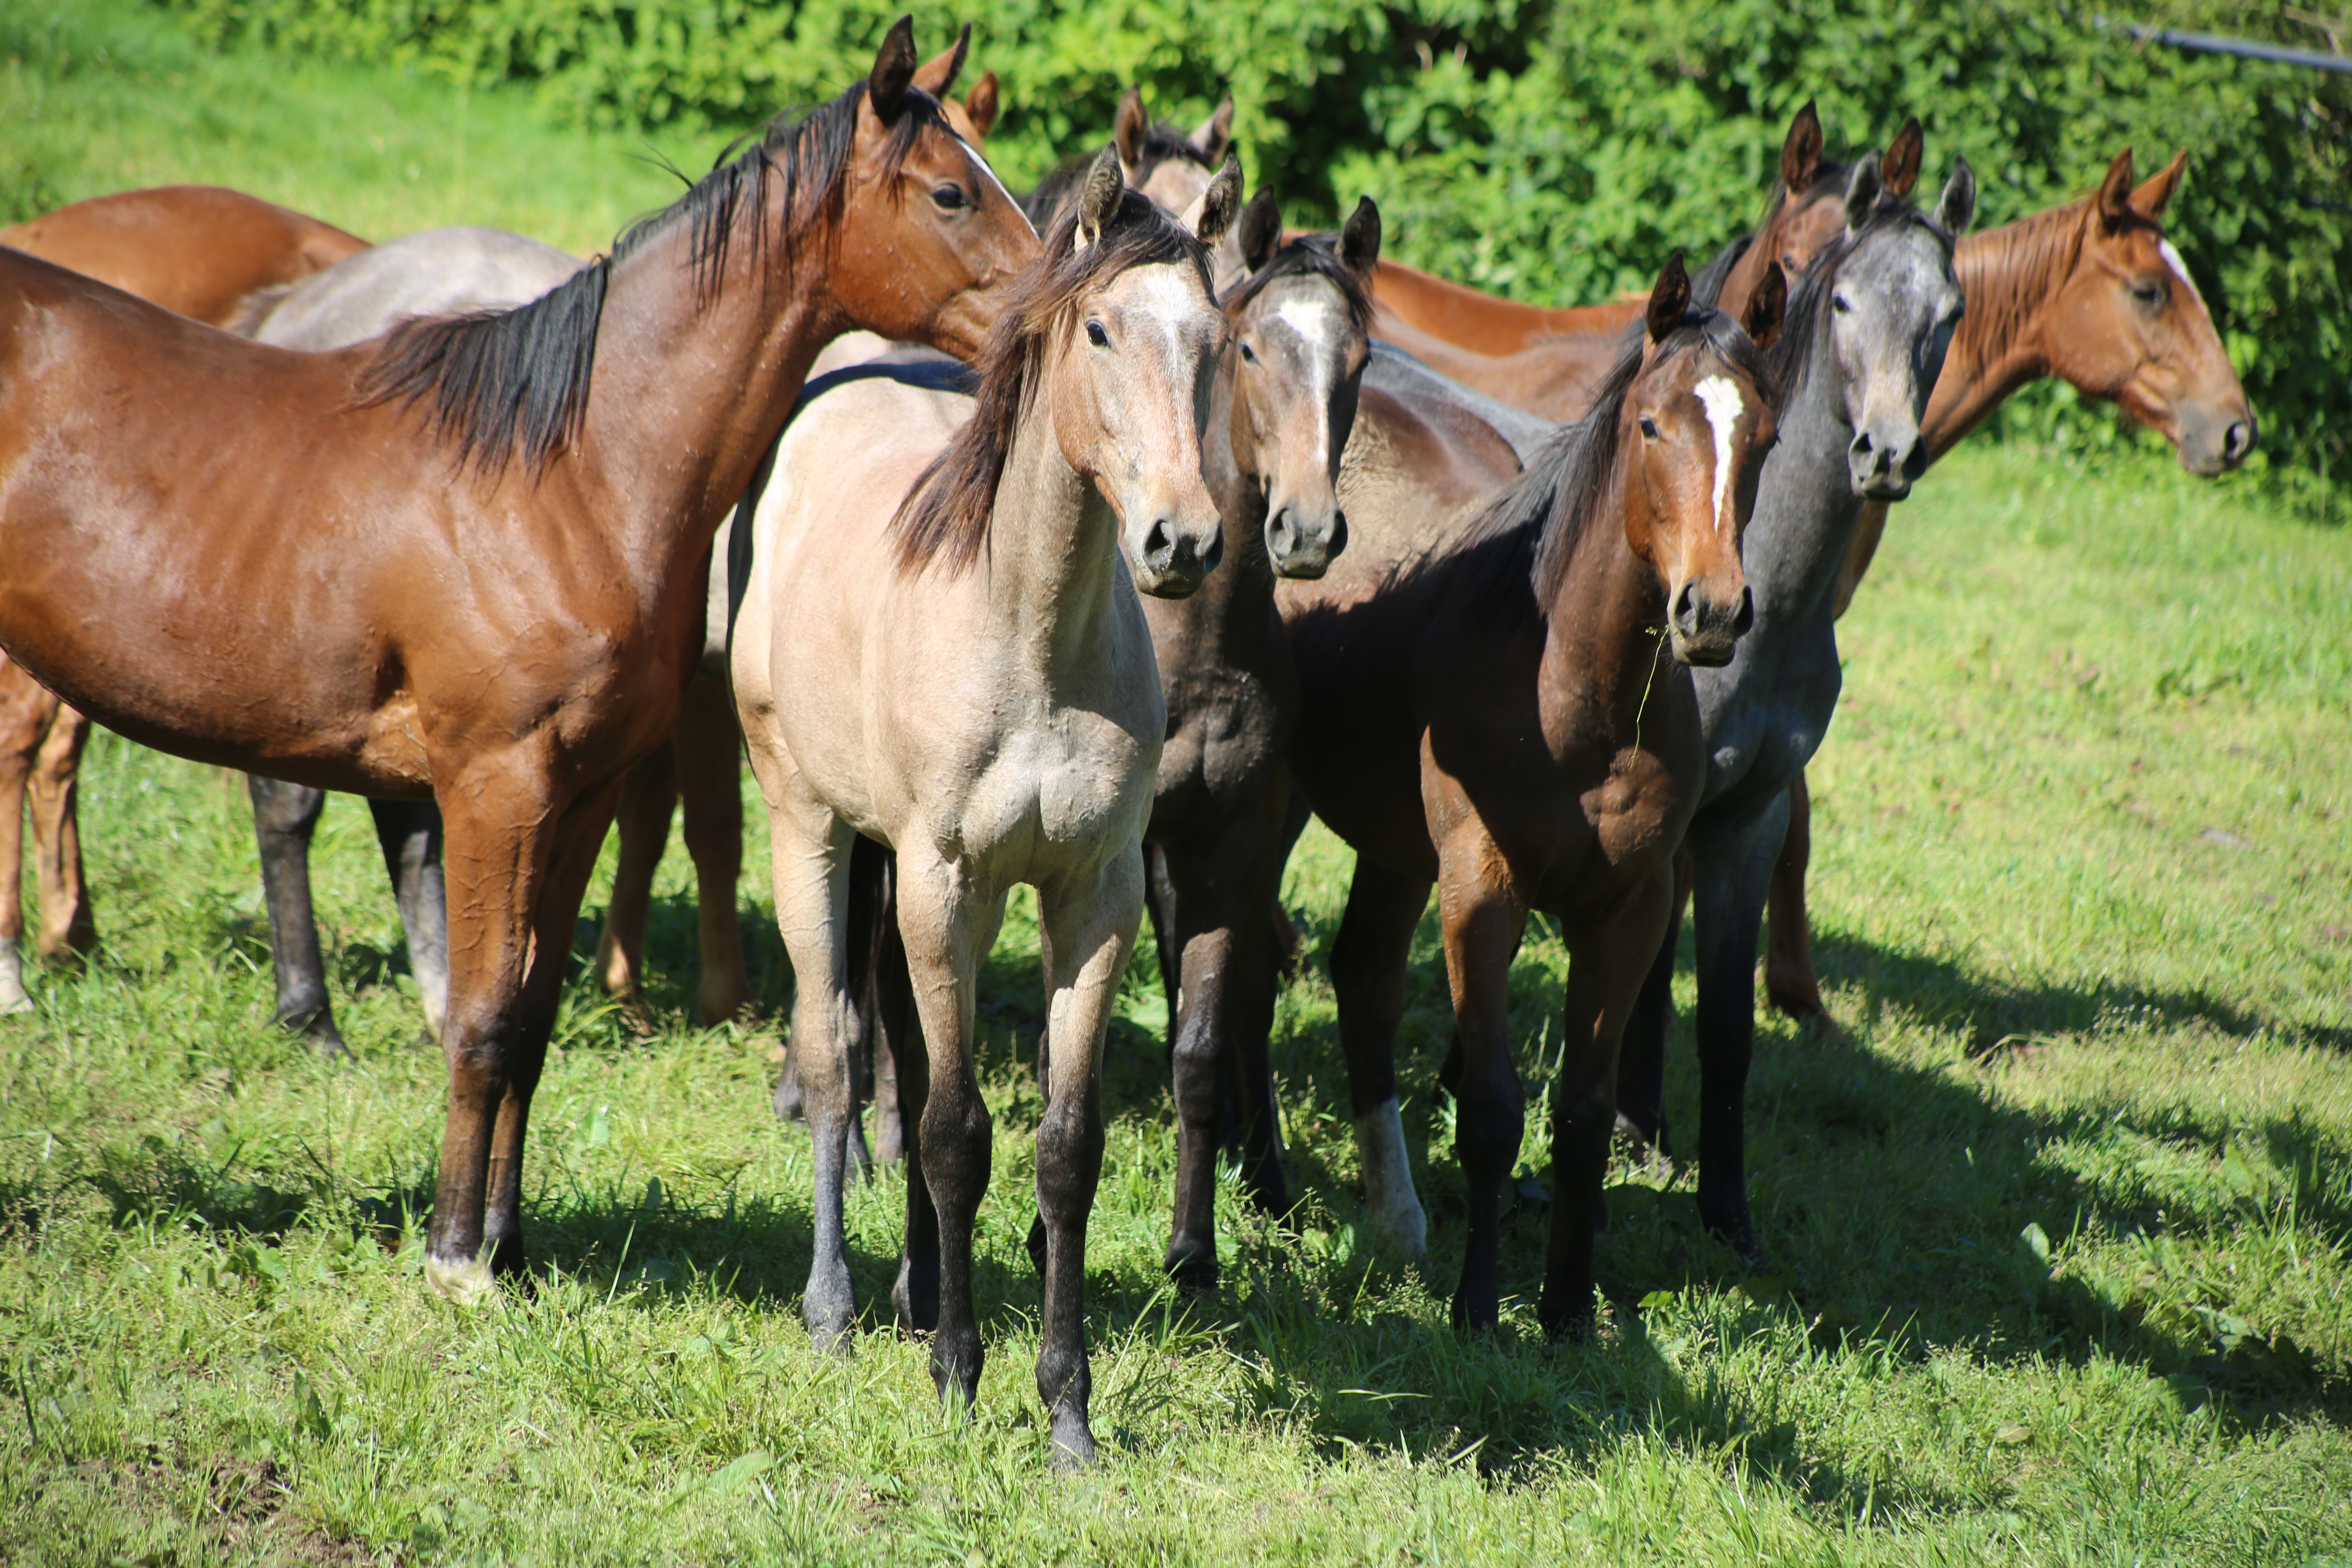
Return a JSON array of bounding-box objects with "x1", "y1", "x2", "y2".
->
[{"x1": 156, "y1": 0, "x2": 2350, "y2": 490}]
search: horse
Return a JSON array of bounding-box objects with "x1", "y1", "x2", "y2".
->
[
  {"x1": 0, "y1": 19, "x2": 1040, "y2": 1305},
  {"x1": 727, "y1": 153, "x2": 1238, "y2": 1465},
  {"x1": 1358, "y1": 108, "x2": 1922, "y2": 422},
  {"x1": 1611, "y1": 149, "x2": 1975, "y2": 1267},
  {"x1": 0, "y1": 187, "x2": 370, "y2": 1009},
  {"x1": 1274, "y1": 252, "x2": 1784, "y2": 1336},
  {"x1": 1762, "y1": 147, "x2": 2255, "y2": 1025}
]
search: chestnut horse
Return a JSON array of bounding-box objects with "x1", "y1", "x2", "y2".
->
[
  {"x1": 1277, "y1": 254, "x2": 1782, "y2": 1335},
  {"x1": 0, "y1": 187, "x2": 369, "y2": 1008},
  {"x1": 1763, "y1": 147, "x2": 2256, "y2": 1022},
  {"x1": 729, "y1": 158, "x2": 1236, "y2": 1464},
  {"x1": 0, "y1": 20, "x2": 1038, "y2": 1303},
  {"x1": 1363, "y1": 108, "x2": 1921, "y2": 421}
]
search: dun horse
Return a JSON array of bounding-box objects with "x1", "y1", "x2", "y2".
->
[
  {"x1": 1614, "y1": 149, "x2": 1974, "y2": 1266},
  {"x1": 0, "y1": 20, "x2": 1038, "y2": 1303},
  {"x1": 1764, "y1": 147, "x2": 2255, "y2": 1023},
  {"x1": 728, "y1": 154, "x2": 1237, "y2": 1463},
  {"x1": 1278, "y1": 254, "x2": 1783, "y2": 1334}
]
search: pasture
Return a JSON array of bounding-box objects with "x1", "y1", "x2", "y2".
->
[{"x1": 3, "y1": 3, "x2": 2350, "y2": 1563}]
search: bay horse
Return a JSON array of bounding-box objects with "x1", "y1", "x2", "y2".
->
[
  {"x1": 1762, "y1": 147, "x2": 2255, "y2": 1021},
  {"x1": 1362, "y1": 108, "x2": 1922, "y2": 422},
  {"x1": 1276, "y1": 252, "x2": 1784, "y2": 1335},
  {"x1": 0, "y1": 187, "x2": 370, "y2": 1009},
  {"x1": 728, "y1": 154, "x2": 1238, "y2": 1464},
  {"x1": 0, "y1": 19, "x2": 1040, "y2": 1303},
  {"x1": 1612, "y1": 150, "x2": 1975, "y2": 1266}
]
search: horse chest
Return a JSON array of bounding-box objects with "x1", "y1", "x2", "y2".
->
[{"x1": 950, "y1": 707, "x2": 1158, "y2": 868}]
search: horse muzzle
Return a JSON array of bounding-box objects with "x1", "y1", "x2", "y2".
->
[
  {"x1": 1131, "y1": 510, "x2": 1224, "y2": 599},
  {"x1": 1848, "y1": 421, "x2": 1928, "y2": 501},
  {"x1": 1669, "y1": 579, "x2": 1753, "y2": 668},
  {"x1": 1266, "y1": 500, "x2": 1345, "y2": 581},
  {"x1": 2177, "y1": 403, "x2": 2258, "y2": 477}
]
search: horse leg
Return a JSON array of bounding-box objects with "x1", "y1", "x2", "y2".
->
[
  {"x1": 1541, "y1": 872, "x2": 1672, "y2": 1341},
  {"x1": 1686, "y1": 798, "x2": 1787, "y2": 1269},
  {"x1": 425, "y1": 759, "x2": 616, "y2": 1301},
  {"x1": 749, "y1": 762, "x2": 861, "y2": 1349},
  {"x1": 840, "y1": 833, "x2": 890, "y2": 1184},
  {"x1": 1432, "y1": 832, "x2": 1527, "y2": 1336},
  {"x1": 29, "y1": 699, "x2": 95, "y2": 962},
  {"x1": 1329, "y1": 860, "x2": 1434, "y2": 1259},
  {"x1": 1615, "y1": 849, "x2": 1691, "y2": 1161},
  {"x1": 594, "y1": 742, "x2": 676, "y2": 1018},
  {"x1": 0, "y1": 662, "x2": 41, "y2": 1013},
  {"x1": 848, "y1": 837, "x2": 912, "y2": 1168},
  {"x1": 247, "y1": 776, "x2": 345, "y2": 1056},
  {"x1": 1763, "y1": 773, "x2": 1830, "y2": 1026},
  {"x1": 675, "y1": 673, "x2": 751, "y2": 1024},
  {"x1": 891, "y1": 849, "x2": 1005, "y2": 1421},
  {"x1": 1029, "y1": 851, "x2": 1141, "y2": 1468},
  {"x1": 368, "y1": 798, "x2": 448, "y2": 1042}
]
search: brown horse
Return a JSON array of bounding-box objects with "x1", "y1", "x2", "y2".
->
[
  {"x1": 1361, "y1": 108, "x2": 1918, "y2": 421},
  {"x1": 1278, "y1": 256, "x2": 1783, "y2": 1336},
  {"x1": 1763, "y1": 146, "x2": 2256, "y2": 1022},
  {"x1": 0, "y1": 186, "x2": 371, "y2": 1008},
  {"x1": 0, "y1": 20, "x2": 1038, "y2": 1303}
]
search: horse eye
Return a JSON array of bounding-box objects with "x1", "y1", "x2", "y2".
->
[
  {"x1": 1238, "y1": 340, "x2": 1258, "y2": 364},
  {"x1": 931, "y1": 184, "x2": 969, "y2": 211},
  {"x1": 2132, "y1": 279, "x2": 2165, "y2": 307},
  {"x1": 1086, "y1": 320, "x2": 1109, "y2": 348},
  {"x1": 1831, "y1": 293, "x2": 1855, "y2": 315},
  {"x1": 1638, "y1": 416, "x2": 1661, "y2": 440}
]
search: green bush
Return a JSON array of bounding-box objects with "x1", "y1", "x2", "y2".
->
[{"x1": 152, "y1": 0, "x2": 2349, "y2": 491}]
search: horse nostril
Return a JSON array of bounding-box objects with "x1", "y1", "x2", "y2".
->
[
  {"x1": 1733, "y1": 586, "x2": 1755, "y2": 636},
  {"x1": 1145, "y1": 519, "x2": 1173, "y2": 565},
  {"x1": 1671, "y1": 581, "x2": 1698, "y2": 637},
  {"x1": 1268, "y1": 507, "x2": 1296, "y2": 559},
  {"x1": 1202, "y1": 529, "x2": 1224, "y2": 575},
  {"x1": 2223, "y1": 421, "x2": 2255, "y2": 464}
]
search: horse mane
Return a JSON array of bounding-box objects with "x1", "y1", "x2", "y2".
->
[
  {"x1": 1439, "y1": 307, "x2": 1773, "y2": 616},
  {"x1": 888, "y1": 188, "x2": 1212, "y2": 575},
  {"x1": 1952, "y1": 196, "x2": 2089, "y2": 364},
  {"x1": 1219, "y1": 230, "x2": 1373, "y2": 333},
  {"x1": 356, "y1": 82, "x2": 950, "y2": 474},
  {"x1": 1023, "y1": 119, "x2": 1213, "y2": 226},
  {"x1": 1759, "y1": 196, "x2": 1951, "y2": 410}
]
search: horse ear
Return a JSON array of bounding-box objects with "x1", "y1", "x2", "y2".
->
[
  {"x1": 1076, "y1": 145, "x2": 1123, "y2": 252},
  {"x1": 2132, "y1": 150, "x2": 2188, "y2": 219},
  {"x1": 1743, "y1": 261, "x2": 1787, "y2": 350},
  {"x1": 1646, "y1": 250, "x2": 1690, "y2": 345},
  {"x1": 1781, "y1": 100, "x2": 1823, "y2": 191},
  {"x1": 909, "y1": 22, "x2": 969, "y2": 101},
  {"x1": 1237, "y1": 189, "x2": 1282, "y2": 274},
  {"x1": 868, "y1": 15, "x2": 919, "y2": 126},
  {"x1": 1880, "y1": 117, "x2": 1923, "y2": 198},
  {"x1": 2096, "y1": 148, "x2": 2136, "y2": 230},
  {"x1": 1936, "y1": 155, "x2": 1977, "y2": 237},
  {"x1": 1340, "y1": 196, "x2": 1383, "y2": 281},
  {"x1": 964, "y1": 71, "x2": 1001, "y2": 140},
  {"x1": 1843, "y1": 158, "x2": 1882, "y2": 231},
  {"x1": 1183, "y1": 156, "x2": 1243, "y2": 250},
  {"x1": 1194, "y1": 97, "x2": 1236, "y2": 165},
  {"x1": 1113, "y1": 87, "x2": 1149, "y2": 171}
]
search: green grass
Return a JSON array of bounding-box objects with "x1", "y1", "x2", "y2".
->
[{"x1": 4, "y1": 3, "x2": 2352, "y2": 1561}]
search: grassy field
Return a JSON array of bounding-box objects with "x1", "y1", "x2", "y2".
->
[{"x1": 3, "y1": 2, "x2": 2351, "y2": 1563}]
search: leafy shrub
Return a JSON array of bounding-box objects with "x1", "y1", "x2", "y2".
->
[{"x1": 152, "y1": 0, "x2": 2349, "y2": 491}]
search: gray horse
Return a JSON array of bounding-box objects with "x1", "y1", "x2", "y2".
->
[
  {"x1": 239, "y1": 226, "x2": 586, "y2": 1051},
  {"x1": 1615, "y1": 154, "x2": 1975, "y2": 1261}
]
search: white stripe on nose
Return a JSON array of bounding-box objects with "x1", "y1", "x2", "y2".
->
[
  {"x1": 1693, "y1": 374, "x2": 1745, "y2": 535},
  {"x1": 2158, "y1": 239, "x2": 2207, "y2": 314}
]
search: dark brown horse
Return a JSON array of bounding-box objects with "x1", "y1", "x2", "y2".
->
[
  {"x1": 0, "y1": 20, "x2": 1038, "y2": 1303},
  {"x1": 1278, "y1": 256, "x2": 1784, "y2": 1335},
  {"x1": 1763, "y1": 147, "x2": 2256, "y2": 1024},
  {"x1": 1362, "y1": 107, "x2": 1918, "y2": 421},
  {"x1": 0, "y1": 187, "x2": 371, "y2": 1008}
]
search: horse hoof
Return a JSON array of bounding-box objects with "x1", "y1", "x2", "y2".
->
[
  {"x1": 1163, "y1": 1240, "x2": 1218, "y2": 1297},
  {"x1": 1049, "y1": 1413, "x2": 1098, "y2": 1471},
  {"x1": 424, "y1": 1253, "x2": 497, "y2": 1307}
]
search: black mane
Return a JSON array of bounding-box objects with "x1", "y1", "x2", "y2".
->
[
  {"x1": 1220, "y1": 231, "x2": 1373, "y2": 333},
  {"x1": 356, "y1": 82, "x2": 949, "y2": 473}
]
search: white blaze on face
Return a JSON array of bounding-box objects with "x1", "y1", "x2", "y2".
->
[
  {"x1": 958, "y1": 138, "x2": 1033, "y2": 239},
  {"x1": 1272, "y1": 296, "x2": 1342, "y2": 443},
  {"x1": 1692, "y1": 374, "x2": 1746, "y2": 536},
  {"x1": 2158, "y1": 238, "x2": 2208, "y2": 314}
]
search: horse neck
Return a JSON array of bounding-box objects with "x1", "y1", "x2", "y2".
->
[
  {"x1": 571, "y1": 197, "x2": 842, "y2": 591},
  {"x1": 1735, "y1": 338, "x2": 1869, "y2": 656},
  {"x1": 1924, "y1": 209, "x2": 2085, "y2": 457},
  {"x1": 1537, "y1": 480, "x2": 1673, "y2": 736},
  {"x1": 984, "y1": 390, "x2": 1131, "y2": 677}
]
